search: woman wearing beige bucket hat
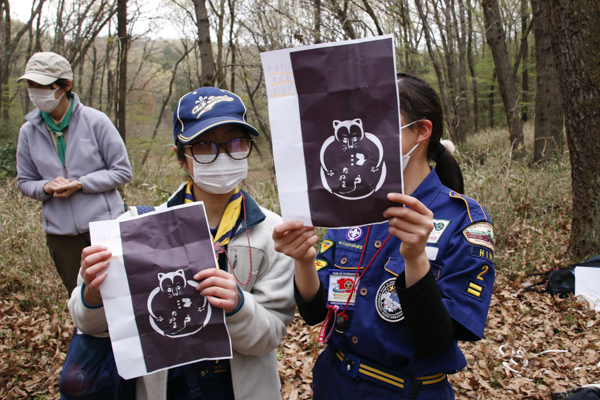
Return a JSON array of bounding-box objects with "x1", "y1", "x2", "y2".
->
[{"x1": 16, "y1": 52, "x2": 132, "y2": 296}]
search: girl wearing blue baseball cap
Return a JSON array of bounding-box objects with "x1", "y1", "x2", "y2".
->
[
  {"x1": 274, "y1": 73, "x2": 495, "y2": 399},
  {"x1": 67, "y1": 87, "x2": 296, "y2": 399}
]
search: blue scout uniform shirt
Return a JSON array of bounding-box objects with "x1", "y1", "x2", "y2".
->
[{"x1": 315, "y1": 169, "x2": 495, "y2": 377}]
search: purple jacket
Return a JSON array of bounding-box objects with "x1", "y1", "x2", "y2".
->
[{"x1": 17, "y1": 93, "x2": 132, "y2": 235}]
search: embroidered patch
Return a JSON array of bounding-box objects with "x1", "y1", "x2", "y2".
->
[
  {"x1": 345, "y1": 227, "x2": 364, "y2": 242},
  {"x1": 327, "y1": 271, "x2": 357, "y2": 308},
  {"x1": 471, "y1": 246, "x2": 494, "y2": 262},
  {"x1": 337, "y1": 240, "x2": 363, "y2": 253},
  {"x1": 375, "y1": 278, "x2": 403, "y2": 322},
  {"x1": 428, "y1": 219, "x2": 451, "y2": 244},
  {"x1": 463, "y1": 223, "x2": 494, "y2": 251},
  {"x1": 320, "y1": 240, "x2": 334, "y2": 254},
  {"x1": 191, "y1": 94, "x2": 234, "y2": 118},
  {"x1": 315, "y1": 259, "x2": 329, "y2": 271},
  {"x1": 464, "y1": 280, "x2": 485, "y2": 301}
]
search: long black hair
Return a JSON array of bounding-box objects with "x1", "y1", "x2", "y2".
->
[{"x1": 396, "y1": 73, "x2": 464, "y2": 193}]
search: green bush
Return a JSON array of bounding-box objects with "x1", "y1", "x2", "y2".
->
[{"x1": 0, "y1": 141, "x2": 17, "y2": 178}]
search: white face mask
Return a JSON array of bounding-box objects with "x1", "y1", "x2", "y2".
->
[
  {"x1": 185, "y1": 153, "x2": 248, "y2": 194},
  {"x1": 28, "y1": 87, "x2": 65, "y2": 113},
  {"x1": 401, "y1": 119, "x2": 422, "y2": 171}
]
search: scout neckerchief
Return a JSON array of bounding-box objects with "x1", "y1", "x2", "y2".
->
[
  {"x1": 319, "y1": 226, "x2": 393, "y2": 343},
  {"x1": 41, "y1": 99, "x2": 73, "y2": 166},
  {"x1": 184, "y1": 179, "x2": 253, "y2": 285}
]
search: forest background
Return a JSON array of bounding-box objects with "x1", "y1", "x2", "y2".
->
[{"x1": 0, "y1": 0, "x2": 599, "y2": 398}]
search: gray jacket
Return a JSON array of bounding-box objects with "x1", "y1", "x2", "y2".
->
[
  {"x1": 69, "y1": 186, "x2": 296, "y2": 400},
  {"x1": 17, "y1": 93, "x2": 132, "y2": 235}
]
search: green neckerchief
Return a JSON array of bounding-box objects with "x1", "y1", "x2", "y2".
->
[{"x1": 41, "y1": 99, "x2": 73, "y2": 166}]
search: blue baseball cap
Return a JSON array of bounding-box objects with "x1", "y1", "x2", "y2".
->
[{"x1": 173, "y1": 87, "x2": 260, "y2": 145}]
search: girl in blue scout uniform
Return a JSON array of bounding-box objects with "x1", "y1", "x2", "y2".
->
[
  {"x1": 273, "y1": 73, "x2": 495, "y2": 399},
  {"x1": 67, "y1": 87, "x2": 296, "y2": 400}
]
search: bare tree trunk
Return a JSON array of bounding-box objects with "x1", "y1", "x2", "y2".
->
[
  {"x1": 488, "y1": 69, "x2": 496, "y2": 129},
  {"x1": 228, "y1": 0, "x2": 237, "y2": 91},
  {"x1": 520, "y1": 0, "x2": 529, "y2": 122},
  {"x1": 329, "y1": 0, "x2": 356, "y2": 39},
  {"x1": 482, "y1": 0, "x2": 525, "y2": 157},
  {"x1": 88, "y1": 42, "x2": 97, "y2": 107},
  {"x1": 361, "y1": 0, "x2": 383, "y2": 36},
  {"x1": 23, "y1": 21, "x2": 34, "y2": 115},
  {"x1": 192, "y1": 0, "x2": 216, "y2": 86},
  {"x1": 539, "y1": 0, "x2": 600, "y2": 259},
  {"x1": 467, "y1": 0, "x2": 479, "y2": 132},
  {"x1": 314, "y1": 0, "x2": 322, "y2": 44},
  {"x1": 532, "y1": 0, "x2": 563, "y2": 164},
  {"x1": 52, "y1": 0, "x2": 65, "y2": 54},
  {"x1": 142, "y1": 44, "x2": 194, "y2": 166},
  {"x1": 213, "y1": 0, "x2": 228, "y2": 89},
  {"x1": 116, "y1": 0, "x2": 127, "y2": 143},
  {"x1": 77, "y1": 57, "x2": 84, "y2": 97},
  {"x1": 457, "y1": 0, "x2": 469, "y2": 139},
  {"x1": 99, "y1": 34, "x2": 113, "y2": 112},
  {"x1": 398, "y1": 0, "x2": 415, "y2": 72},
  {"x1": 414, "y1": 0, "x2": 455, "y2": 141},
  {"x1": 0, "y1": 0, "x2": 45, "y2": 122},
  {"x1": 433, "y1": 0, "x2": 459, "y2": 142}
]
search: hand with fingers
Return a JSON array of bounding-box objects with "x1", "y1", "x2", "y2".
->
[
  {"x1": 43, "y1": 176, "x2": 71, "y2": 195},
  {"x1": 272, "y1": 221, "x2": 321, "y2": 302},
  {"x1": 272, "y1": 221, "x2": 319, "y2": 265},
  {"x1": 194, "y1": 269, "x2": 240, "y2": 314},
  {"x1": 53, "y1": 180, "x2": 82, "y2": 198},
  {"x1": 43, "y1": 176, "x2": 82, "y2": 198},
  {"x1": 384, "y1": 193, "x2": 435, "y2": 287},
  {"x1": 79, "y1": 245, "x2": 112, "y2": 306}
]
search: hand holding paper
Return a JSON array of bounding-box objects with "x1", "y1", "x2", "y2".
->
[
  {"x1": 272, "y1": 221, "x2": 321, "y2": 303},
  {"x1": 272, "y1": 221, "x2": 319, "y2": 263},
  {"x1": 195, "y1": 268, "x2": 241, "y2": 313},
  {"x1": 80, "y1": 245, "x2": 112, "y2": 305},
  {"x1": 384, "y1": 193, "x2": 434, "y2": 287}
]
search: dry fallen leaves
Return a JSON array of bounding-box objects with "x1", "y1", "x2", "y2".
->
[{"x1": 1, "y1": 270, "x2": 598, "y2": 399}]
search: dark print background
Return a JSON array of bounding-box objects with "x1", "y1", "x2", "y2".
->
[
  {"x1": 120, "y1": 204, "x2": 232, "y2": 373},
  {"x1": 290, "y1": 38, "x2": 401, "y2": 228}
]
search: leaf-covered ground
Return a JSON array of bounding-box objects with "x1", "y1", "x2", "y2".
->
[
  {"x1": 1, "y1": 127, "x2": 598, "y2": 398},
  {"x1": 1, "y1": 270, "x2": 598, "y2": 399}
]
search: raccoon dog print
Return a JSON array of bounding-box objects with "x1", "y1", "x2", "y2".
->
[
  {"x1": 147, "y1": 269, "x2": 212, "y2": 338},
  {"x1": 320, "y1": 118, "x2": 387, "y2": 200}
]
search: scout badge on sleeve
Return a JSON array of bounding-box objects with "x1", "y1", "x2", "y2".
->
[
  {"x1": 89, "y1": 202, "x2": 233, "y2": 380},
  {"x1": 260, "y1": 35, "x2": 403, "y2": 229},
  {"x1": 462, "y1": 222, "x2": 494, "y2": 251}
]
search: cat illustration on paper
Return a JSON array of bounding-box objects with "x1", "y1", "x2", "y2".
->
[
  {"x1": 320, "y1": 118, "x2": 386, "y2": 200},
  {"x1": 147, "y1": 269, "x2": 212, "y2": 338}
]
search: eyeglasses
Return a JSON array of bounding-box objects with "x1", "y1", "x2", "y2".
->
[{"x1": 183, "y1": 137, "x2": 254, "y2": 164}]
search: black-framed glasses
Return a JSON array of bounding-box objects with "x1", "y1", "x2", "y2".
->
[{"x1": 184, "y1": 137, "x2": 254, "y2": 164}]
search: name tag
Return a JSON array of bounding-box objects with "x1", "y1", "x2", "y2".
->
[{"x1": 327, "y1": 270, "x2": 357, "y2": 309}]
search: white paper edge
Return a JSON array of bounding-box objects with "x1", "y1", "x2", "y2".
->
[
  {"x1": 90, "y1": 201, "x2": 233, "y2": 379},
  {"x1": 261, "y1": 34, "x2": 402, "y2": 228}
]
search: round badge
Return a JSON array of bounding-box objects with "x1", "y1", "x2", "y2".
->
[
  {"x1": 375, "y1": 278, "x2": 404, "y2": 322},
  {"x1": 346, "y1": 227, "x2": 364, "y2": 242}
]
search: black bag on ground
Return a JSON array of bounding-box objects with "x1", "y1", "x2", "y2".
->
[
  {"x1": 524, "y1": 255, "x2": 600, "y2": 298},
  {"x1": 552, "y1": 387, "x2": 600, "y2": 400}
]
